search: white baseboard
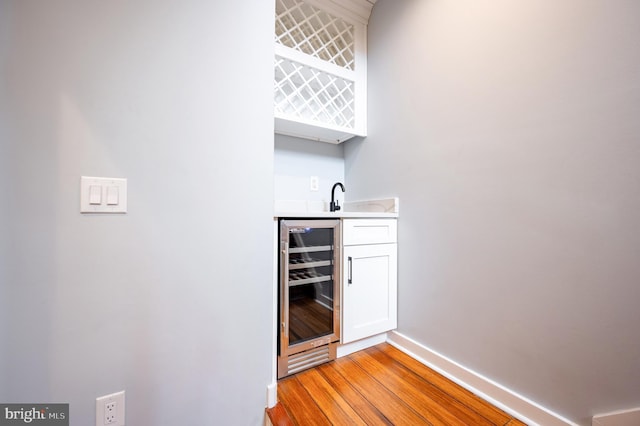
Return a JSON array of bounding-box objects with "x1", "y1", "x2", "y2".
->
[
  {"x1": 266, "y1": 382, "x2": 277, "y2": 409},
  {"x1": 593, "y1": 407, "x2": 640, "y2": 426},
  {"x1": 387, "y1": 331, "x2": 578, "y2": 426},
  {"x1": 337, "y1": 333, "x2": 388, "y2": 358}
]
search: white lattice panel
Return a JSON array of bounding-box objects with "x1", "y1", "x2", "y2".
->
[
  {"x1": 276, "y1": 0, "x2": 355, "y2": 70},
  {"x1": 275, "y1": 55, "x2": 355, "y2": 129}
]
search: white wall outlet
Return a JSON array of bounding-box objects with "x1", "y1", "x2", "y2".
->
[
  {"x1": 96, "y1": 391, "x2": 125, "y2": 426},
  {"x1": 310, "y1": 176, "x2": 319, "y2": 191},
  {"x1": 105, "y1": 401, "x2": 116, "y2": 424}
]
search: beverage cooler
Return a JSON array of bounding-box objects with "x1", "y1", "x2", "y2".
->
[{"x1": 278, "y1": 219, "x2": 341, "y2": 378}]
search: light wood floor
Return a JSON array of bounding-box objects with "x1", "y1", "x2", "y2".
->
[{"x1": 276, "y1": 343, "x2": 527, "y2": 425}]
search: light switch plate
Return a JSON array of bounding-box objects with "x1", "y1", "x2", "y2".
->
[{"x1": 81, "y1": 176, "x2": 127, "y2": 213}]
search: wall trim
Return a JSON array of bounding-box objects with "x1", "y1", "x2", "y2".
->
[
  {"x1": 266, "y1": 382, "x2": 278, "y2": 409},
  {"x1": 337, "y1": 333, "x2": 388, "y2": 358},
  {"x1": 268, "y1": 220, "x2": 279, "y2": 409},
  {"x1": 387, "y1": 331, "x2": 578, "y2": 426},
  {"x1": 593, "y1": 407, "x2": 640, "y2": 426}
]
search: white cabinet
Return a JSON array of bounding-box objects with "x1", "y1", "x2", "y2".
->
[
  {"x1": 342, "y1": 219, "x2": 397, "y2": 343},
  {"x1": 274, "y1": 0, "x2": 374, "y2": 144}
]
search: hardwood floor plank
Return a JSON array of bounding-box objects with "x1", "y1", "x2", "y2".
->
[
  {"x1": 351, "y1": 349, "x2": 493, "y2": 426},
  {"x1": 317, "y1": 362, "x2": 393, "y2": 426},
  {"x1": 329, "y1": 356, "x2": 432, "y2": 425},
  {"x1": 295, "y1": 368, "x2": 368, "y2": 425},
  {"x1": 277, "y1": 376, "x2": 331, "y2": 426},
  {"x1": 278, "y1": 343, "x2": 525, "y2": 426},
  {"x1": 266, "y1": 403, "x2": 294, "y2": 426},
  {"x1": 378, "y1": 343, "x2": 512, "y2": 425},
  {"x1": 364, "y1": 346, "x2": 499, "y2": 425}
]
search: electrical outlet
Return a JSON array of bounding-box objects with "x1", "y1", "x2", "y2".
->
[
  {"x1": 105, "y1": 401, "x2": 116, "y2": 424},
  {"x1": 310, "y1": 176, "x2": 319, "y2": 191},
  {"x1": 96, "y1": 391, "x2": 125, "y2": 426}
]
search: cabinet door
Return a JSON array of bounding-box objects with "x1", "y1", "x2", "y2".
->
[{"x1": 343, "y1": 243, "x2": 397, "y2": 344}]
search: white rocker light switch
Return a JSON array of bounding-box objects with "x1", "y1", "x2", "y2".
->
[{"x1": 81, "y1": 176, "x2": 127, "y2": 213}]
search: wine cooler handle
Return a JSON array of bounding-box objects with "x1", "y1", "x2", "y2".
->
[
  {"x1": 281, "y1": 246, "x2": 289, "y2": 338},
  {"x1": 348, "y1": 256, "x2": 353, "y2": 285}
]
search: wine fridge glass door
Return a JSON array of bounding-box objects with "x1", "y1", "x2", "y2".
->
[{"x1": 279, "y1": 219, "x2": 341, "y2": 371}]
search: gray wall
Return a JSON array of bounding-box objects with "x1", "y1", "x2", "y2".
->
[
  {"x1": 0, "y1": 0, "x2": 8, "y2": 389},
  {"x1": 345, "y1": 1, "x2": 640, "y2": 424},
  {"x1": 274, "y1": 134, "x2": 345, "y2": 205},
  {"x1": 1, "y1": 1, "x2": 274, "y2": 425}
]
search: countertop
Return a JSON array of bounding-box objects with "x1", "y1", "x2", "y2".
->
[
  {"x1": 275, "y1": 211, "x2": 398, "y2": 218},
  {"x1": 274, "y1": 197, "x2": 399, "y2": 219}
]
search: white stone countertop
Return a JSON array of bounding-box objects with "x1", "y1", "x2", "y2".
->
[
  {"x1": 274, "y1": 211, "x2": 398, "y2": 218},
  {"x1": 274, "y1": 197, "x2": 399, "y2": 219}
]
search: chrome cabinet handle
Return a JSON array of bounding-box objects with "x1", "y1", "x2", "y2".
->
[{"x1": 348, "y1": 256, "x2": 353, "y2": 285}]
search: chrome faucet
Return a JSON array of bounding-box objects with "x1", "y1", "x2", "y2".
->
[{"x1": 330, "y1": 182, "x2": 345, "y2": 212}]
